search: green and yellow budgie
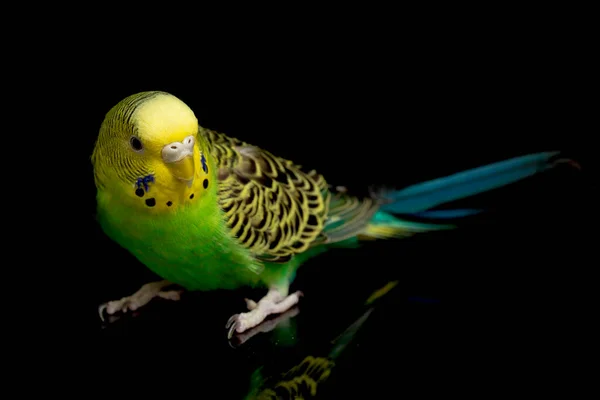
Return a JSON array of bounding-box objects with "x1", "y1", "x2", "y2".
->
[{"x1": 92, "y1": 91, "x2": 571, "y2": 338}]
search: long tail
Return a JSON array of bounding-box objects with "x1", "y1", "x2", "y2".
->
[{"x1": 362, "y1": 151, "x2": 565, "y2": 239}]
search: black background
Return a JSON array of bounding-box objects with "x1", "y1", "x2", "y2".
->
[{"x1": 25, "y1": 23, "x2": 595, "y2": 397}]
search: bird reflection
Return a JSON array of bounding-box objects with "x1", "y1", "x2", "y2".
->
[{"x1": 242, "y1": 280, "x2": 398, "y2": 399}]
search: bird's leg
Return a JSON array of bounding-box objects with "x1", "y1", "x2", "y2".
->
[
  {"x1": 98, "y1": 280, "x2": 183, "y2": 322},
  {"x1": 226, "y1": 287, "x2": 303, "y2": 339}
]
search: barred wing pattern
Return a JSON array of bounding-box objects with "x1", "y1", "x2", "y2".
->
[
  {"x1": 203, "y1": 128, "x2": 379, "y2": 263},
  {"x1": 205, "y1": 128, "x2": 329, "y2": 262}
]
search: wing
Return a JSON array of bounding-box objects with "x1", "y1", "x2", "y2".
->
[
  {"x1": 312, "y1": 186, "x2": 379, "y2": 246},
  {"x1": 204, "y1": 128, "x2": 332, "y2": 263}
]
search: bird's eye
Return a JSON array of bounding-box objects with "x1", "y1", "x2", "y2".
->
[{"x1": 130, "y1": 136, "x2": 143, "y2": 151}]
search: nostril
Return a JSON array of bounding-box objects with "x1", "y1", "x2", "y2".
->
[{"x1": 171, "y1": 146, "x2": 178, "y2": 149}]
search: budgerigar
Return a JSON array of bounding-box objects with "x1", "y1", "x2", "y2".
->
[{"x1": 92, "y1": 91, "x2": 572, "y2": 338}]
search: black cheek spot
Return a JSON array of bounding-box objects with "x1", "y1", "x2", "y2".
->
[
  {"x1": 135, "y1": 188, "x2": 144, "y2": 197},
  {"x1": 203, "y1": 179, "x2": 209, "y2": 189},
  {"x1": 145, "y1": 198, "x2": 156, "y2": 207},
  {"x1": 166, "y1": 201, "x2": 173, "y2": 207},
  {"x1": 189, "y1": 193, "x2": 194, "y2": 199}
]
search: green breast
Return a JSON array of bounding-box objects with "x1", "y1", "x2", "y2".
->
[{"x1": 96, "y1": 191, "x2": 262, "y2": 291}]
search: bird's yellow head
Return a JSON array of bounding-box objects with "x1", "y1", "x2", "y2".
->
[{"x1": 92, "y1": 91, "x2": 214, "y2": 214}]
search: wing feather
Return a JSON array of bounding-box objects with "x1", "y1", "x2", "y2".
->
[
  {"x1": 204, "y1": 128, "x2": 331, "y2": 263},
  {"x1": 203, "y1": 128, "x2": 379, "y2": 262}
]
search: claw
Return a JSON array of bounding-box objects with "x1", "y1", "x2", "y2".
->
[
  {"x1": 227, "y1": 318, "x2": 239, "y2": 340},
  {"x1": 226, "y1": 314, "x2": 239, "y2": 330},
  {"x1": 98, "y1": 304, "x2": 107, "y2": 322}
]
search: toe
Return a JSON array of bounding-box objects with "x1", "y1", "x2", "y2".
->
[
  {"x1": 158, "y1": 290, "x2": 183, "y2": 301},
  {"x1": 105, "y1": 301, "x2": 120, "y2": 315},
  {"x1": 244, "y1": 298, "x2": 257, "y2": 310}
]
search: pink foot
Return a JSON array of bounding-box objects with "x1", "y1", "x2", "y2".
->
[
  {"x1": 226, "y1": 288, "x2": 303, "y2": 339},
  {"x1": 98, "y1": 280, "x2": 183, "y2": 322}
]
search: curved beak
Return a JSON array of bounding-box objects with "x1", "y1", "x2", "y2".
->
[{"x1": 162, "y1": 136, "x2": 196, "y2": 187}]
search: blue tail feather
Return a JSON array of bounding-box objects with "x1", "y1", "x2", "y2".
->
[{"x1": 379, "y1": 151, "x2": 559, "y2": 216}]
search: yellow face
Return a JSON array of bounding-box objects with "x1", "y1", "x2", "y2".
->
[{"x1": 92, "y1": 91, "x2": 214, "y2": 214}]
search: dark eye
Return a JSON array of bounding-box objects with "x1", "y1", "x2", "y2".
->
[{"x1": 130, "y1": 136, "x2": 143, "y2": 151}]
